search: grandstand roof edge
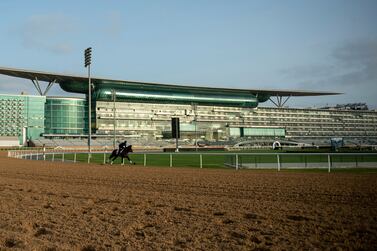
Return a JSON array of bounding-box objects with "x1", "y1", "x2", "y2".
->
[{"x1": 0, "y1": 66, "x2": 341, "y2": 97}]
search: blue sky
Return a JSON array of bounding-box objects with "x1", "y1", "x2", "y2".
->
[{"x1": 0, "y1": 0, "x2": 376, "y2": 108}]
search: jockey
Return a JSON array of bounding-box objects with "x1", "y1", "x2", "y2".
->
[{"x1": 118, "y1": 140, "x2": 127, "y2": 155}]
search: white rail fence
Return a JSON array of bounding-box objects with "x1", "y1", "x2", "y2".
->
[{"x1": 7, "y1": 149, "x2": 377, "y2": 172}]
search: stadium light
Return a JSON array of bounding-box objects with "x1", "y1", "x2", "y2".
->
[
  {"x1": 84, "y1": 47, "x2": 92, "y2": 67},
  {"x1": 84, "y1": 47, "x2": 92, "y2": 159}
]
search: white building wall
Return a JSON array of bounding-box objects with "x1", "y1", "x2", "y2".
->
[{"x1": 94, "y1": 101, "x2": 377, "y2": 143}]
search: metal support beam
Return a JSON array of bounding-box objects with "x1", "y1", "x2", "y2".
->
[
  {"x1": 31, "y1": 78, "x2": 42, "y2": 95},
  {"x1": 88, "y1": 65, "x2": 92, "y2": 155},
  {"x1": 112, "y1": 89, "x2": 116, "y2": 149},
  {"x1": 281, "y1": 95, "x2": 291, "y2": 107},
  {"x1": 43, "y1": 79, "x2": 56, "y2": 95},
  {"x1": 31, "y1": 78, "x2": 56, "y2": 96},
  {"x1": 269, "y1": 94, "x2": 292, "y2": 108}
]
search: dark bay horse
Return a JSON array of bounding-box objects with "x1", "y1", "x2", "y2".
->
[{"x1": 108, "y1": 145, "x2": 135, "y2": 165}]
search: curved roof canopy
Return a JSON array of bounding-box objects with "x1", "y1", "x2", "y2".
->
[{"x1": 0, "y1": 66, "x2": 341, "y2": 107}]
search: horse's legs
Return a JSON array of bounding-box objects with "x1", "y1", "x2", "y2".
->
[
  {"x1": 110, "y1": 153, "x2": 118, "y2": 165},
  {"x1": 125, "y1": 155, "x2": 135, "y2": 165}
]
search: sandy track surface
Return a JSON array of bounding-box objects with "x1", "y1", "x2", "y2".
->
[{"x1": 0, "y1": 152, "x2": 376, "y2": 250}]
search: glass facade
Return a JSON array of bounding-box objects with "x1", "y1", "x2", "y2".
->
[
  {"x1": 230, "y1": 128, "x2": 285, "y2": 137},
  {"x1": 44, "y1": 97, "x2": 88, "y2": 135},
  {"x1": 0, "y1": 94, "x2": 45, "y2": 144},
  {"x1": 243, "y1": 128, "x2": 285, "y2": 137},
  {"x1": 60, "y1": 81, "x2": 259, "y2": 108}
]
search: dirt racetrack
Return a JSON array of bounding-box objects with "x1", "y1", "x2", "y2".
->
[{"x1": 0, "y1": 152, "x2": 376, "y2": 250}]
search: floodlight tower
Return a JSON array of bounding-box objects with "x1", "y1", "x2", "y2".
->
[{"x1": 84, "y1": 47, "x2": 92, "y2": 159}]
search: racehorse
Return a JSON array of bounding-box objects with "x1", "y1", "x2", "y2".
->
[{"x1": 108, "y1": 145, "x2": 135, "y2": 165}]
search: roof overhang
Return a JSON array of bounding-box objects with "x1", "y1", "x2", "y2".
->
[{"x1": 0, "y1": 66, "x2": 342, "y2": 97}]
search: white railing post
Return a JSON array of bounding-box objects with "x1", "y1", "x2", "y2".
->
[
  {"x1": 327, "y1": 154, "x2": 331, "y2": 173},
  {"x1": 235, "y1": 154, "x2": 239, "y2": 170},
  {"x1": 277, "y1": 154, "x2": 281, "y2": 171},
  {"x1": 304, "y1": 155, "x2": 307, "y2": 168},
  {"x1": 200, "y1": 154, "x2": 202, "y2": 168},
  {"x1": 74, "y1": 153, "x2": 77, "y2": 163},
  {"x1": 62, "y1": 153, "x2": 65, "y2": 162},
  {"x1": 52, "y1": 153, "x2": 55, "y2": 162},
  {"x1": 144, "y1": 153, "x2": 146, "y2": 166},
  {"x1": 170, "y1": 153, "x2": 173, "y2": 167},
  {"x1": 103, "y1": 152, "x2": 106, "y2": 164}
]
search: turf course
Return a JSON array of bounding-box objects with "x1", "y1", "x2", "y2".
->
[{"x1": 43, "y1": 151, "x2": 377, "y2": 173}]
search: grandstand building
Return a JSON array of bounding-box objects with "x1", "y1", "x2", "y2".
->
[
  {"x1": 94, "y1": 101, "x2": 377, "y2": 145},
  {"x1": 0, "y1": 94, "x2": 45, "y2": 146},
  {"x1": 0, "y1": 66, "x2": 376, "y2": 147}
]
